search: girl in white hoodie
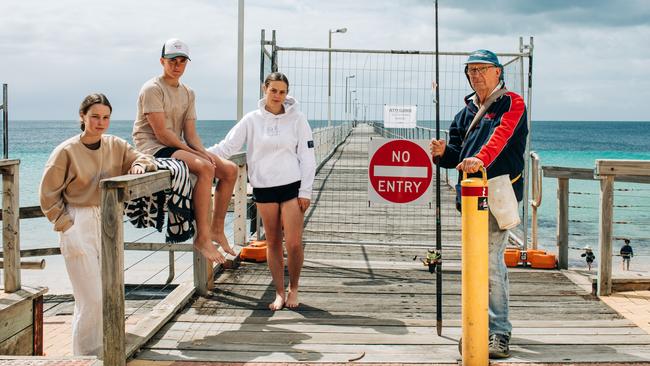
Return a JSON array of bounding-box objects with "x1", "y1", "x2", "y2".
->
[{"x1": 209, "y1": 72, "x2": 316, "y2": 310}]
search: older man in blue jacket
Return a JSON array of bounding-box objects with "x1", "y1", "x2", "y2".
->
[{"x1": 430, "y1": 49, "x2": 528, "y2": 359}]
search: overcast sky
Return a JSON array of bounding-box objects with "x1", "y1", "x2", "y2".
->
[{"x1": 1, "y1": 0, "x2": 648, "y2": 121}]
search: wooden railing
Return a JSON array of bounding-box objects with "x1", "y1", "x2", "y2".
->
[
  {"x1": 100, "y1": 170, "x2": 171, "y2": 366},
  {"x1": 1, "y1": 159, "x2": 20, "y2": 293},
  {"x1": 100, "y1": 152, "x2": 249, "y2": 366},
  {"x1": 312, "y1": 122, "x2": 353, "y2": 172},
  {"x1": 543, "y1": 160, "x2": 650, "y2": 296},
  {"x1": 594, "y1": 160, "x2": 650, "y2": 296}
]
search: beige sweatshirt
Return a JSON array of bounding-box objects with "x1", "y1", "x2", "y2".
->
[
  {"x1": 39, "y1": 134, "x2": 156, "y2": 232},
  {"x1": 132, "y1": 76, "x2": 196, "y2": 155}
]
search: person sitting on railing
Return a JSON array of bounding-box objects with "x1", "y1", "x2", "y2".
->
[
  {"x1": 429, "y1": 49, "x2": 528, "y2": 359},
  {"x1": 39, "y1": 93, "x2": 156, "y2": 357},
  {"x1": 132, "y1": 38, "x2": 238, "y2": 264},
  {"x1": 620, "y1": 239, "x2": 634, "y2": 271},
  {"x1": 208, "y1": 72, "x2": 316, "y2": 311}
]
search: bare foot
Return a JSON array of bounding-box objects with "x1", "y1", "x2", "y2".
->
[
  {"x1": 286, "y1": 289, "x2": 299, "y2": 309},
  {"x1": 194, "y1": 239, "x2": 226, "y2": 264},
  {"x1": 212, "y1": 231, "x2": 236, "y2": 256},
  {"x1": 269, "y1": 292, "x2": 285, "y2": 311}
]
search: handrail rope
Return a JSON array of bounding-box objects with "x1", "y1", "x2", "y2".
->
[
  {"x1": 125, "y1": 251, "x2": 189, "y2": 296},
  {"x1": 538, "y1": 232, "x2": 650, "y2": 244},
  {"x1": 123, "y1": 249, "x2": 190, "y2": 300},
  {"x1": 613, "y1": 194, "x2": 650, "y2": 199},
  {"x1": 569, "y1": 205, "x2": 650, "y2": 211},
  {"x1": 123, "y1": 227, "x2": 176, "y2": 273},
  {"x1": 568, "y1": 192, "x2": 650, "y2": 200},
  {"x1": 567, "y1": 220, "x2": 650, "y2": 226},
  {"x1": 124, "y1": 251, "x2": 191, "y2": 320}
]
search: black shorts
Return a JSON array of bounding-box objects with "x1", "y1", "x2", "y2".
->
[
  {"x1": 154, "y1": 147, "x2": 180, "y2": 158},
  {"x1": 253, "y1": 181, "x2": 301, "y2": 204}
]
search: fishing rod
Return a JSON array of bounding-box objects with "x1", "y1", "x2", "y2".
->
[{"x1": 434, "y1": 0, "x2": 443, "y2": 337}]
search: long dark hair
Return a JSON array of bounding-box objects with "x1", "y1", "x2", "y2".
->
[
  {"x1": 263, "y1": 72, "x2": 290, "y2": 90},
  {"x1": 78, "y1": 93, "x2": 112, "y2": 131}
]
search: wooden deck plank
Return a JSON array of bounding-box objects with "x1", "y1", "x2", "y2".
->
[
  {"x1": 169, "y1": 314, "x2": 639, "y2": 328},
  {"x1": 152, "y1": 321, "x2": 647, "y2": 335},
  {"x1": 136, "y1": 344, "x2": 650, "y2": 363}
]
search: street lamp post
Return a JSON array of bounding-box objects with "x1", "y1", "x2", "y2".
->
[
  {"x1": 350, "y1": 90, "x2": 356, "y2": 124},
  {"x1": 345, "y1": 74, "x2": 355, "y2": 122},
  {"x1": 328, "y1": 27, "x2": 347, "y2": 128}
]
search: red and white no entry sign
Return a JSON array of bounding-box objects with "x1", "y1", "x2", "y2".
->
[{"x1": 368, "y1": 138, "x2": 433, "y2": 205}]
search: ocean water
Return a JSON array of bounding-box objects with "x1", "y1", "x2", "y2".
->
[
  {"x1": 530, "y1": 121, "x2": 650, "y2": 266},
  {"x1": 1, "y1": 120, "x2": 649, "y2": 291}
]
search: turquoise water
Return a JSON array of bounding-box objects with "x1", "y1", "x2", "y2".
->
[
  {"x1": 3, "y1": 120, "x2": 650, "y2": 264},
  {"x1": 531, "y1": 121, "x2": 650, "y2": 265}
]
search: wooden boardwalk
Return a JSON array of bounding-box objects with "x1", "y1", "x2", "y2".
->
[{"x1": 132, "y1": 125, "x2": 650, "y2": 364}]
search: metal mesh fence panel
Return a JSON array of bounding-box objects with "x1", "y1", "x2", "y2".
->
[{"x1": 261, "y1": 31, "x2": 531, "y2": 245}]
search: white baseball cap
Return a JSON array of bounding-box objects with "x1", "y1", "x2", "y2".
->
[{"x1": 161, "y1": 38, "x2": 191, "y2": 60}]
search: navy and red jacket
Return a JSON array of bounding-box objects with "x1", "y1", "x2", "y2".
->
[{"x1": 437, "y1": 85, "x2": 528, "y2": 201}]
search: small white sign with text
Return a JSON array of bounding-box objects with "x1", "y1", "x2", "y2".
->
[{"x1": 383, "y1": 105, "x2": 417, "y2": 128}]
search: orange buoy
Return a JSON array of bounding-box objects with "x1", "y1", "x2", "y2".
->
[
  {"x1": 525, "y1": 249, "x2": 546, "y2": 265},
  {"x1": 504, "y1": 249, "x2": 520, "y2": 267},
  {"x1": 240, "y1": 240, "x2": 267, "y2": 262},
  {"x1": 530, "y1": 253, "x2": 557, "y2": 269}
]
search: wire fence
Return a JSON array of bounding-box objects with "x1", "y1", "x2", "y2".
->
[
  {"x1": 262, "y1": 30, "x2": 532, "y2": 245},
  {"x1": 536, "y1": 177, "x2": 650, "y2": 274}
]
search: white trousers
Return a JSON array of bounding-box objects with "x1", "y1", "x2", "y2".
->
[{"x1": 59, "y1": 205, "x2": 103, "y2": 357}]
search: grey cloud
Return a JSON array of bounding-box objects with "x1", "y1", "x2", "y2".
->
[{"x1": 443, "y1": 0, "x2": 650, "y2": 28}]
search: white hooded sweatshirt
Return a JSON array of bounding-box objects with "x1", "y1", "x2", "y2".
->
[{"x1": 208, "y1": 96, "x2": 316, "y2": 199}]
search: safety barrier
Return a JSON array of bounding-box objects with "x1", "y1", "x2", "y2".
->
[{"x1": 261, "y1": 30, "x2": 535, "y2": 245}]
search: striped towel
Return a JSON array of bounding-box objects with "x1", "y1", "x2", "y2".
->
[{"x1": 124, "y1": 158, "x2": 195, "y2": 243}]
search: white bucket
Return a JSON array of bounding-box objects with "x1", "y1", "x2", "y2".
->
[{"x1": 488, "y1": 174, "x2": 520, "y2": 230}]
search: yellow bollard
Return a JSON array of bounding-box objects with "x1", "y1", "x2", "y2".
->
[{"x1": 461, "y1": 168, "x2": 489, "y2": 366}]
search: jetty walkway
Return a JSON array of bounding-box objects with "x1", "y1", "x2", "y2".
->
[{"x1": 126, "y1": 125, "x2": 650, "y2": 364}]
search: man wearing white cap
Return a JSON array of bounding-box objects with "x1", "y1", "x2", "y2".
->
[
  {"x1": 429, "y1": 49, "x2": 528, "y2": 359},
  {"x1": 133, "y1": 38, "x2": 238, "y2": 264}
]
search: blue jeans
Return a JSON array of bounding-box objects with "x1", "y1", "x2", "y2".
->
[{"x1": 489, "y1": 212, "x2": 512, "y2": 336}]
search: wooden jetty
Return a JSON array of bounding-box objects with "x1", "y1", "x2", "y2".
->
[
  {"x1": 127, "y1": 125, "x2": 650, "y2": 364},
  {"x1": 2, "y1": 124, "x2": 650, "y2": 365}
]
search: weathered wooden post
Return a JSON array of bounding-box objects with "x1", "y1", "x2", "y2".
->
[
  {"x1": 193, "y1": 236, "x2": 210, "y2": 297},
  {"x1": 557, "y1": 177, "x2": 569, "y2": 270},
  {"x1": 596, "y1": 173, "x2": 614, "y2": 296},
  {"x1": 1, "y1": 159, "x2": 20, "y2": 293},
  {"x1": 233, "y1": 153, "x2": 248, "y2": 247},
  {"x1": 101, "y1": 181, "x2": 126, "y2": 366},
  {"x1": 100, "y1": 171, "x2": 171, "y2": 364}
]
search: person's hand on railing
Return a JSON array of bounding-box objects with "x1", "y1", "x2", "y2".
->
[
  {"x1": 128, "y1": 164, "x2": 146, "y2": 174},
  {"x1": 429, "y1": 139, "x2": 446, "y2": 157}
]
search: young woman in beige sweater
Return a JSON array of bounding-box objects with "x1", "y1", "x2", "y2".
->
[{"x1": 39, "y1": 93, "x2": 156, "y2": 356}]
